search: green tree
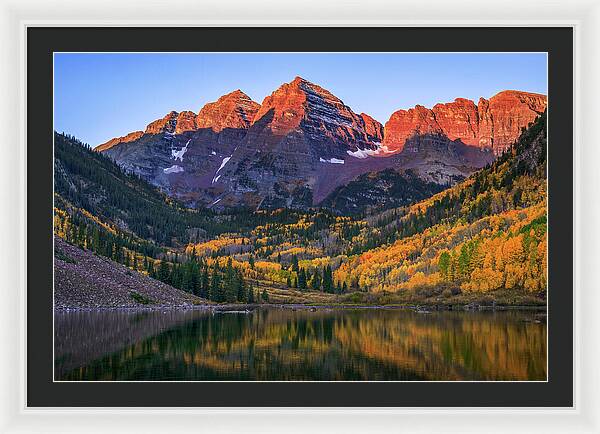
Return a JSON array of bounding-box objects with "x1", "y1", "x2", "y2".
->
[
  {"x1": 200, "y1": 269, "x2": 209, "y2": 299},
  {"x1": 438, "y1": 251, "x2": 451, "y2": 281},
  {"x1": 311, "y1": 268, "x2": 322, "y2": 291},
  {"x1": 247, "y1": 282, "x2": 255, "y2": 303},
  {"x1": 298, "y1": 268, "x2": 307, "y2": 290},
  {"x1": 223, "y1": 258, "x2": 237, "y2": 303},
  {"x1": 209, "y1": 268, "x2": 221, "y2": 302},
  {"x1": 261, "y1": 288, "x2": 269, "y2": 303},
  {"x1": 322, "y1": 265, "x2": 334, "y2": 293},
  {"x1": 291, "y1": 254, "x2": 299, "y2": 272},
  {"x1": 157, "y1": 260, "x2": 170, "y2": 283}
]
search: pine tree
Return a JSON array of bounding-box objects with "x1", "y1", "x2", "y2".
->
[
  {"x1": 311, "y1": 268, "x2": 321, "y2": 291},
  {"x1": 261, "y1": 288, "x2": 269, "y2": 303},
  {"x1": 322, "y1": 265, "x2": 334, "y2": 293},
  {"x1": 438, "y1": 251, "x2": 451, "y2": 281},
  {"x1": 200, "y1": 269, "x2": 209, "y2": 299},
  {"x1": 291, "y1": 255, "x2": 299, "y2": 272},
  {"x1": 236, "y1": 272, "x2": 246, "y2": 303},
  {"x1": 157, "y1": 260, "x2": 170, "y2": 283},
  {"x1": 247, "y1": 282, "x2": 255, "y2": 303},
  {"x1": 210, "y1": 268, "x2": 221, "y2": 302},
  {"x1": 298, "y1": 268, "x2": 307, "y2": 290}
]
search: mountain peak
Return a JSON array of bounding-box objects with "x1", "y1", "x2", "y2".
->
[
  {"x1": 491, "y1": 89, "x2": 546, "y2": 99},
  {"x1": 251, "y1": 75, "x2": 370, "y2": 141},
  {"x1": 291, "y1": 75, "x2": 308, "y2": 84},
  {"x1": 145, "y1": 111, "x2": 179, "y2": 135},
  {"x1": 219, "y1": 89, "x2": 252, "y2": 101},
  {"x1": 196, "y1": 90, "x2": 260, "y2": 132}
]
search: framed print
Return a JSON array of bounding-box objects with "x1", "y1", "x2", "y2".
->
[
  {"x1": 30, "y1": 25, "x2": 570, "y2": 404},
  {"x1": 1, "y1": 0, "x2": 598, "y2": 431}
]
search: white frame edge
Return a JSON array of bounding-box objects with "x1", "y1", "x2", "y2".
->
[{"x1": 1, "y1": 0, "x2": 598, "y2": 433}]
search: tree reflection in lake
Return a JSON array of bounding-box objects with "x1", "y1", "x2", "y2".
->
[{"x1": 55, "y1": 307, "x2": 546, "y2": 381}]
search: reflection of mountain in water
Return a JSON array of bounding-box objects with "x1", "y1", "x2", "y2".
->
[{"x1": 55, "y1": 308, "x2": 547, "y2": 381}]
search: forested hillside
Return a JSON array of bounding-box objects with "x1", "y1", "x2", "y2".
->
[{"x1": 335, "y1": 112, "x2": 547, "y2": 295}]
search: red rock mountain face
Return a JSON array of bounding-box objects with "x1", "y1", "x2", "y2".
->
[
  {"x1": 383, "y1": 90, "x2": 547, "y2": 155},
  {"x1": 96, "y1": 78, "x2": 545, "y2": 211},
  {"x1": 96, "y1": 131, "x2": 144, "y2": 152},
  {"x1": 196, "y1": 90, "x2": 260, "y2": 132},
  {"x1": 244, "y1": 77, "x2": 381, "y2": 152},
  {"x1": 360, "y1": 113, "x2": 384, "y2": 143}
]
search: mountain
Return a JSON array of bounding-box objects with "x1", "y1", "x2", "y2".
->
[
  {"x1": 96, "y1": 78, "x2": 546, "y2": 212},
  {"x1": 97, "y1": 90, "x2": 259, "y2": 206},
  {"x1": 214, "y1": 76, "x2": 387, "y2": 209},
  {"x1": 383, "y1": 90, "x2": 547, "y2": 155}
]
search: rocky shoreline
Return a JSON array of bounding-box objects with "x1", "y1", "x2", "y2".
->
[
  {"x1": 54, "y1": 301, "x2": 546, "y2": 313},
  {"x1": 54, "y1": 237, "x2": 207, "y2": 309}
]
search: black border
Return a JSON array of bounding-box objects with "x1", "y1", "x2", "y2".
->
[{"x1": 27, "y1": 27, "x2": 574, "y2": 407}]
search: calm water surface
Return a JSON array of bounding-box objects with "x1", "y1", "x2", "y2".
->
[{"x1": 54, "y1": 307, "x2": 546, "y2": 381}]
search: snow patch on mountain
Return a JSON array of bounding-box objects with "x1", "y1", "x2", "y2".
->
[
  {"x1": 216, "y1": 156, "x2": 231, "y2": 174},
  {"x1": 319, "y1": 157, "x2": 345, "y2": 164},
  {"x1": 212, "y1": 153, "x2": 233, "y2": 184},
  {"x1": 346, "y1": 148, "x2": 378, "y2": 159},
  {"x1": 347, "y1": 142, "x2": 397, "y2": 159},
  {"x1": 164, "y1": 165, "x2": 184, "y2": 174},
  {"x1": 171, "y1": 139, "x2": 190, "y2": 162}
]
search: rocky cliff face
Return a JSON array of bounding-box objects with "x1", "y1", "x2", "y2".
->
[
  {"x1": 383, "y1": 90, "x2": 547, "y2": 155},
  {"x1": 96, "y1": 78, "x2": 545, "y2": 212},
  {"x1": 360, "y1": 113, "x2": 384, "y2": 143}
]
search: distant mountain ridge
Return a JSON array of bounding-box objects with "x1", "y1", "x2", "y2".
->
[
  {"x1": 383, "y1": 90, "x2": 547, "y2": 155},
  {"x1": 96, "y1": 77, "x2": 546, "y2": 212}
]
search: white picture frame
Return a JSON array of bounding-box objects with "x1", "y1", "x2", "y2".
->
[{"x1": 1, "y1": 0, "x2": 598, "y2": 432}]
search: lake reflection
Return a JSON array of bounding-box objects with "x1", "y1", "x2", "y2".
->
[{"x1": 55, "y1": 307, "x2": 546, "y2": 381}]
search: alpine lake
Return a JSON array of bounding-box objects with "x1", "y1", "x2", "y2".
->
[{"x1": 54, "y1": 306, "x2": 547, "y2": 381}]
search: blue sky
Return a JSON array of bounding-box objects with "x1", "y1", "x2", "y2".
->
[{"x1": 54, "y1": 53, "x2": 547, "y2": 147}]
